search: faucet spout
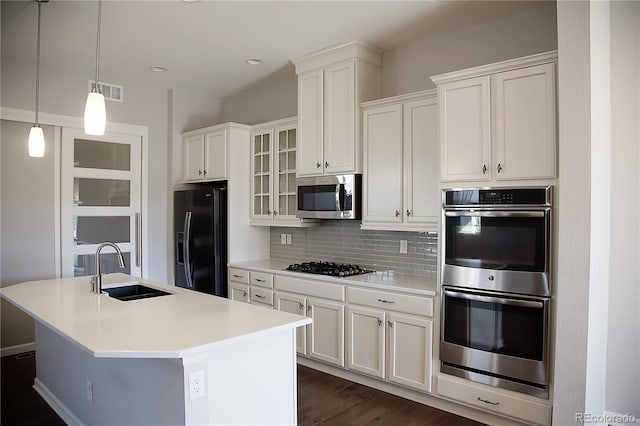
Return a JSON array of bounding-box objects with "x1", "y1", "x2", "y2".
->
[{"x1": 91, "y1": 242, "x2": 127, "y2": 294}]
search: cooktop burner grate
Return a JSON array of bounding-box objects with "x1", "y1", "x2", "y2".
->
[{"x1": 286, "y1": 261, "x2": 372, "y2": 277}]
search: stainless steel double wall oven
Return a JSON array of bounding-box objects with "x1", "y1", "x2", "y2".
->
[{"x1": 440, "y1": 186, "x2": 552, "y2": 398}]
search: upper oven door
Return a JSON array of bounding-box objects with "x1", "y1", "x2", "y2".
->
[{"x1": 442, "y1": 209, "x2": 551, "y2": 296}]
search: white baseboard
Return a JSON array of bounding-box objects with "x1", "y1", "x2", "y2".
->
[
  {"x1": 33, "y1": 378, "x2": 85, "y2": 426},
  {"x1": 0, "y1": 342, "x2": 35, "y2": 357}
]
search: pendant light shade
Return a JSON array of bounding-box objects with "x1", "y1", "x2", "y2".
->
[
  {"x1": 28, "y1": 125, "x2": 45, "y2": 157},
  {"x1": 84, "y1": 91, "x2": 106, "y2": 135},
  {"x1": 29, "y1": 0, "x2": 48, "y2": 157},
  {"x1": 84, "y1": 0, "x2": 106, "y2": 136}
]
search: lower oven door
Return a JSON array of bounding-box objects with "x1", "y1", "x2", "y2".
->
[{"x1": 440, "y1": 287, "x2": 549, "y2": 397}]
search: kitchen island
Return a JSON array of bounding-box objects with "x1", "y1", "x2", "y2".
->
[{"x1": 0, "y1": 273, "x2": 310, "y2": 425}]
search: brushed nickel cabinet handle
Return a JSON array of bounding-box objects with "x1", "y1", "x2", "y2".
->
[
  {"x1": 478, "y1": 397, "x2": 500, "y2": 406},
  {"x1": 377, "y1": 298, "x2": 395, "y2": 304}
]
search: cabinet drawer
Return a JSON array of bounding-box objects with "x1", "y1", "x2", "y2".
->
[
  {"x1": 250, "y1": 271, "x2": 274, "y2": 289},
  {"x1": 436, "y1": 374, "x2": 551, "y2": 426},
  {"x1": 275, "y1": 275, "x2": 345, "y2": 302},
  {"x1": 228, "y1": 268, "x2": 249, "y2": 284},
  {"x1": 250, "y1": 287, "x2": 274, "y2": 306},
  {"x1": 347, "y1": 287, "x2": 433, "y2": 317}
]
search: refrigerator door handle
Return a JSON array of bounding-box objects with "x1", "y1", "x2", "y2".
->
[{"x1": 183, "y1": 211, "x2": 194, "y2": 289}]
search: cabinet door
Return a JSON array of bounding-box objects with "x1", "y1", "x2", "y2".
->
[
  {"x1": 182, "y1": 134, "x2": 205, "y2": 181},
  {"x1": 307, "y1": 298, "x2": 345, "y2": 367},
  {"x1": 274, "y1": 124, "x2": 298, "y2": 222},
  {"x1": 347, "y1": 306, "x2": 385, "y2": 379},
  {"x1": 228, "y1": 282, "x2": 249, "y2": 303},
  {"x1": 387, "y1": 313, "x2": 433, "y2": 393},
  {"x1": 276, "y1": 292, "x2": 307, "y2": 355},
  {"x1": 323, "y1": 60, "x2": 356, "y2": 174},
  {"x1": 362, "y1": 104, "x2": 403, "y2": 224},
  {"x1": 251, "y1": 129, "x2": 273, "y2": 221},
  {"x1": 493, "y1": 63, "x2": 556, "y2": 180},
  {"x1": 404, "y1": 97, "x2": 439, "y2": 225},
  {"x1": 297, "y1": 69, "x2": 324, "y2": 176},
  {"x1": 439, "y1": 76, "x2": 491, "y2": 182},
  {"x1": 204, "y1": 129, "x2": 227, "y2": 180}
]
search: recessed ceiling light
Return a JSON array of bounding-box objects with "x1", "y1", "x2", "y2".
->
[
  {"x1": 150, "y1": 66, "x2": 168, "y2": 73},
  {"x1": 246, "y1": 59, "x2": 263, "y2": 65}
]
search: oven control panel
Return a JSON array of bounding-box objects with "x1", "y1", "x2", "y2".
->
[{"x1": 444, "y1": 187, "x2": 552, "y2": 207}]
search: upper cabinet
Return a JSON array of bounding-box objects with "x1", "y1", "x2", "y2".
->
[
  {"x1": 361, "y1": 90, "x2": 439, "y2": 232},
  {"x1": 250, "y1": 117, "x2": 318, "y2": 227},
  {"x1": 293, "y1": 41, "x2": 382, "y2": 176},
  {"x1": 182, "y1": 126, "x2": 229, "y2": 182},
  {"x1": 432, "y1": 52, "x2": 557, "y2": 183}
]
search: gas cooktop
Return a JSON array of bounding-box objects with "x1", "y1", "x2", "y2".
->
[{"x1": 286, "y1": 261, "x2": 372, "y2": 277}]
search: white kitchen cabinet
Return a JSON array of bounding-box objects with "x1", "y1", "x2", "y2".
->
[
  {"x1": 276, "y1": 291, "x2": 307, "y2": 355},
  {"x1": 347, "y1": 287, "x2": 434, "y2": 393},
  {"x1": 307, "y1": 297, "x2": 345, "y2": 367},
  {"x1": 229, "y1": 282, "x2": 249, "y2": 303},
  {"x1": 347, "y1": 306, "x2": 385, "y2": 378},
  {"x1": 250, "y1": 118, "x2": 317, "y2": 227},
  {"x1": 182, "y1": 127, "x2": 228, "y2": 182},
  {"x1": 432, "y1": 52, "x2": 557, "y2": 183},
  {"x1": 293, "y1": 41, "x2": 382, "y2": 176},
  {"x1": 387, "y1": 312, "x2": 433, "y2": 392},
  {"x1": 361, "y1": 90, "x2": 439, "y2": 232}
]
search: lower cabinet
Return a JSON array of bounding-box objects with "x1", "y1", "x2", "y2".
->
[
  {"x1": 307, "y1": 298, "x2": 345, "y2": 367},
  {"x1": 229, "y1": 282, "x2": 250, "y2": 303},
  {"x1": 276, "y1": 291, "x2": 307, "y2": 355},
  {"x1": 347, "y1": 306, "x2": 433, "y2": 393}
]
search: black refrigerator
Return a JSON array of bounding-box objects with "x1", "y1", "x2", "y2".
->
[{"x1": 174, "y1": 184, "x2": 227, "y2": 297}]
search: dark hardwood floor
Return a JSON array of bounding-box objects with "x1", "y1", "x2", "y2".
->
[
  {"x1": 1, "y1": 352, "x2": 483, "y2": 425},
  {"x1": 297, "y1": 365, "x2": 484, "y2": 426}
]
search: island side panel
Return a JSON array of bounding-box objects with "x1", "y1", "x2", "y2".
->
[
  {"x1": 184, "y1": 327, "x2": 298, "y2": 425},
  {"x1": 34, "y1": 321, "x2": 186, "y2": 425}
]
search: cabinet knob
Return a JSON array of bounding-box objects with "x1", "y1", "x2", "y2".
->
[
  {"x1": 267, "y1": 209, "x2": 271, "y2": 215},
  {"x1": 482, "y1": 164, "x2": 487, "y2": 174},
  {"x1": 299, "y1": 302, "x2": 304, "y2": 311},
  {"x1": 377, "y1": 318, "x2": 382, "y2": 327},
  {"x1": 307, "y1": 304, "x2": 312, "y2": 313},
  {"x1": 497, "y1": 163, "x2": 503, "y2": 173},
  {"x1": 325, "y1": 161, "x2": 329, "y2": 168},
  {"x1": 395, "y1": 210, "x2": 400, "y2": 217},
  {"x1": 273, "y1": 210, "x2": 278, "y2": 216},
  {"x1": 203, "y1": 169, "x2": 207, "y2": 175},
  {"x1": 243, "y1": 291, "x2": 247, "y2": 297},
  {"x1": 316, "y1": 162, "x2": 322, "y2": 169},
  {"x1": 198, "y1": 170, "x2": 203, "y2": 176},
  {"x1": 406, "y1": 210, "x2": 411, "y2": 217},
  {"x1": 388, "y1": 320, "x2": 394, "y2": 328}
]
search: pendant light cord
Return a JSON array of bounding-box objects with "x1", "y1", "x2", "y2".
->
[
  {"x1": 94, "y1": 0, "x2": 102, "y2": 92},
  {"x1": 35, "y1": 0, "x2": 42, "y2": 125}
]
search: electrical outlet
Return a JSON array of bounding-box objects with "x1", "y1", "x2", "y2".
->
[
  {"x1": 86, "y1": 380, "x2": 93, "y2": 402},
  {"x1": 280, "y1": 233, "x2": 287, "y2": 245},
  {"x1": 286, "y1": 234, "x2": 292, "y2": 245},
  {"x1": 189, "y1": 370, "x2": 206, "y2": 401},
  {"x1": 400, "y1": 240, "x2": 408, "y2": 254}
]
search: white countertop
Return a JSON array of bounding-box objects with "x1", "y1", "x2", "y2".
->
[
  {"x1": 0, "y1": 274, "x2": 310, "y2": 359},
  {"x1": 230, "y1": 259, "x2": 437, "y2": 296}
]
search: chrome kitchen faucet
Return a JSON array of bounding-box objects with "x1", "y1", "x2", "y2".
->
[{"x1": 91, "y1": 242, "x2": 126, "y2": 294}]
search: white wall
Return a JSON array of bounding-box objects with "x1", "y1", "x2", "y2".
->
[{"x1": 606, "y1": 0, "x2": 640, "y2": 416}]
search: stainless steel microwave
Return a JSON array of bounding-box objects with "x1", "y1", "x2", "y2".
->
[{"x1": 296, "y1": 174, "x2": 361, "y2": 220}]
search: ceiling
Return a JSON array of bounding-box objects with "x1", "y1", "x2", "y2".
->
[{"x1": 2, "y1": 1, "x2": 550, "y2": 99}]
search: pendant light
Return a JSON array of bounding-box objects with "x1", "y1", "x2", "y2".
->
[
  {"x1": 84, "y1": 0, "x2": 106, "y2": 136},
  {"x1": 28, "y1": 0, "x2": 48, "y2": 158}
]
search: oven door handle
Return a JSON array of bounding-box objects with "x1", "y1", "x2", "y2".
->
[
  {"x1": 444, "y1": 210, "x2": 546, "y2": 218},
  {"x1": 443, "y1": 289, "x2": 545, "y2": 309}
]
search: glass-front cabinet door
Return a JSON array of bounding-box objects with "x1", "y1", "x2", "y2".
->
[
  {"x1": 250, "y1": 118, "x2": 301, "y2": 226},
  {"x1": 274, "y1": 125, "x2": 297, "y2": 221},
  {"x1": 61, "y1": 128, "x2": 142, "y2": 278}
]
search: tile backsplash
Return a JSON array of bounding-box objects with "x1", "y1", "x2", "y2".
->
[{"x1": 270, "y1": 222, "x2": 437, "y2": 278}]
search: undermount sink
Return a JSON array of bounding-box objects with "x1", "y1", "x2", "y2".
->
[{"x1": 104, "y1": 284, "x2": 172, "y2": 301}]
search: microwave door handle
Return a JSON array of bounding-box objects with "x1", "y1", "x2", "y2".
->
[
  {"x1": 443, "y1": 289, "x2": 544, "y2": 309},
  {"x1": 335, "y1": 185, "x2": 341, "y2": 211},
  {"x1": 444, "y1": 210, "x2": 546, "y2": 218}
]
